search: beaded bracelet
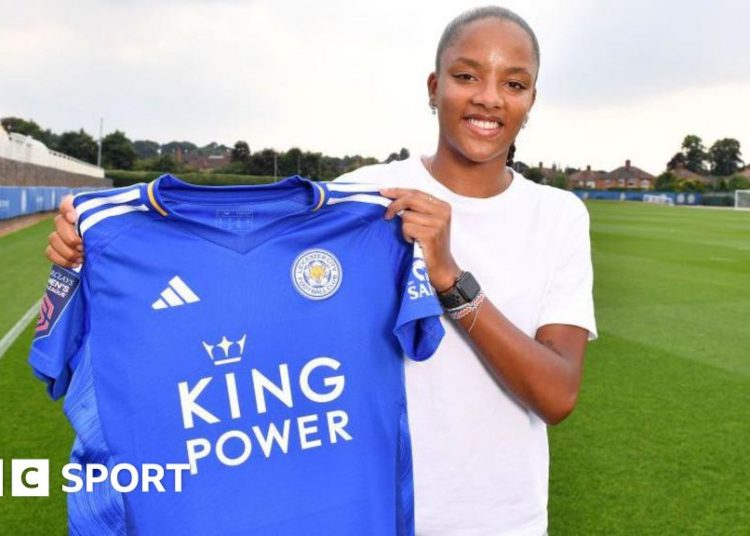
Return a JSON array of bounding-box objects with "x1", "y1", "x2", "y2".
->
[{"x1": 446, "y1": 290, "x2": 486, "y2": 320}]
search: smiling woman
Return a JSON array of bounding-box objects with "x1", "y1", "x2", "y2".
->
[
  {"x1": 337, "y1": 6, "x2": 597, "y2": 535},
  {"x1": 45, "y1": 5, "x2": 596, "y2": 536}
]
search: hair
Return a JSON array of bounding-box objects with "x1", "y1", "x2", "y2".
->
[
  {"x1": 435, "y1": 6, "x2": 540, "y2": 74},
  {"x1": 434, "y1": 6, "x2": 539, "y2": 166}
]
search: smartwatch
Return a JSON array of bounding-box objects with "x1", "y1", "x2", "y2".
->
[{"x1": 437, "y1": 271, "x2": 481, "y2": 310}]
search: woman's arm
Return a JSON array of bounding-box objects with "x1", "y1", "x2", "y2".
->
[{"x1": 382, "y1": 187, "x2": 589, "y2": 425}]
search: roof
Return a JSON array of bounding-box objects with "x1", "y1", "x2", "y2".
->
[{"x1": 608, "y1": 163, "x2": 655, "y2": 180}]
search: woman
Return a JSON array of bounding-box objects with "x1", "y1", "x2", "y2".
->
[{"x1": 47, "y1": 7, "x2": 596, "y2": 535}]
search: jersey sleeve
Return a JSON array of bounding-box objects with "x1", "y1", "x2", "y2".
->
[
  {"x1": 537, "y1": 198, "x2": 598, "y2": 340},
  {"x1": 393, "y1": 242, "x2": 445, "y2": 361},
  {"x1": 28, "y1": 265, "x2": 86, "y2": 400}
]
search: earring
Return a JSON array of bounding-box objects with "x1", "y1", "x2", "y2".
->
[{"x1": 429, "y1": 100, "x2": 437, "y2": 115}]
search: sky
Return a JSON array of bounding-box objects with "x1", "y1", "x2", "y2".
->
[{"x1": 2, "y1": 0, "x2": 749, "y2": 173}]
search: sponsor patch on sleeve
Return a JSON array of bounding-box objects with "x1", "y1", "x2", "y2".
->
[{"x1": 35, "y1": 265, "x2": 80, "y2": 338}]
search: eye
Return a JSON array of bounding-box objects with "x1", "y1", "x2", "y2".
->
[
  {"x1": 506, "y1": 80, "x2": 528, "y2": 91},
  {"x1": 453, "y1": 73, "x2": 477, "y2": 82}
]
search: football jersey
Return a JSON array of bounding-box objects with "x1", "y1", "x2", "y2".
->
[{"x1": 29, "y1": 174, "x2": 445, "y2": 535}]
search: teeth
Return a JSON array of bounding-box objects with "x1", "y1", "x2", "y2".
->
[{"x1": 468, "y1": 118, "x2": 500, "y2": 129}]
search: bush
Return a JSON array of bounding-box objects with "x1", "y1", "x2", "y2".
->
[{"x1": 106, "y1": 170, "x2": 276, "y2": 188}]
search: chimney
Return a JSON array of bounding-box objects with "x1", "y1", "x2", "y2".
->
[
  {"x1": 539, "y1": 161, "x2": 543, "y2": 169},
  {"x1": 625, "y1": 159, "x2": 631, "y2": 169},
  {"x1": 586, "y1": 165, "x2": 591, "y2": 172}
]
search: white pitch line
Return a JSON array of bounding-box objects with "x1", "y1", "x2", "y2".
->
[{"x1": 0, "y1": 299, "x2": 42, "y2": 359}]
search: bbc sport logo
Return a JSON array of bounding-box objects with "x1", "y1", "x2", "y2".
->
[{"x1": 0, "y1": 459, "x2": 190, "y2": 497}]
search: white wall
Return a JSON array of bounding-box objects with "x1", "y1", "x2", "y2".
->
[{"x1": 0, "y1": 124, "x2": 105, "y2": 179}]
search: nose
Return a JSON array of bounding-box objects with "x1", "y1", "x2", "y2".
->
[{"x1": 471, "y1": 78, "x2": 503, "y2": 109}]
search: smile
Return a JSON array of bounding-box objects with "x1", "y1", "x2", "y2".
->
[{"x1": 463, "y1": 117, "x2": 503, "y2": 137}]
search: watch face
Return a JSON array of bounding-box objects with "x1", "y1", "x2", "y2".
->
[{"x1": 458, "y1": 272, "x2": 481, "y2": 301}]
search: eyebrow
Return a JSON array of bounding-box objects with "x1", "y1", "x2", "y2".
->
[{"x1": 452, "y1": 57, "x2": 533, "y2": 76}]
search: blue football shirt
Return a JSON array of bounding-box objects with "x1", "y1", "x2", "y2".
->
[{"x1": 29, "y1": 175, "x2": 445, "y2": 535}]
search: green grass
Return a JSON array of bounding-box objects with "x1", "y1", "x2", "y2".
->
[
  {"x1": 0, "y1": 218, "x2": 56, "y2": 333},
  {"x1": 0, "y1": 217, "x2": 72, "y2": 533},
  {"x1": 1, "y1": 203, "x2": 749, "y2": 533},
  {"x1": 549, "y1": 202, "x2": 750, "y2": 534}
]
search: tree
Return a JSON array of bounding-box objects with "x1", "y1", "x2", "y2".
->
[
  {"x1": 1, "y1": 116, "x2": 58, "y2": 148},
  {"x1": 231, "y1": 141, "x2": 251, "y2": 163},
  {"x1": 512, "y1": 161, "x2": 529, "y2": 174},
  {"x1": 550, "y1": 173, "x2": 569, "y2": 190},
  {"x1": 727, "y1": 174, "x2": 750, "y2": 191},
  {"x1": 133, "y1": 140, "x2": 161, "y2": 159},
  {"x1": 2, "y1": 117, "x2": 44, "y2": 139},
  {"x1": 666, "y1": 152, "x2": 687, "y2": 170},
  {"x1": 524, "y1": 168, "x2": 544, "y2": 183},
  {"x1": 247, "y1": 148, "x2": 278, "y2": 176},
  {"x1": 102, "y1": 130, "x2": 137, "y2": 170},
  {"x1": 654, "y1": 172, "x2": 677, "y2": 191},
  {"x1": 57, "y1": 129, "x2": 98, "y2": 164},
  {"x1": 709, "y1": 138, "x2": 743, "y2": 176},
  {"x1": 161, "y1": 141, "x2": 198, "y2": 156},
  {"x1": 280, "y1": 147, "x2": 303, "y2": 176},
  {"x1": 385, "y1": 147, "x2": 410, "y2": 163},
  {"x1": 681, "y1": 135, "x2": 708, "y2": 174},
  {"x1": 197, "y1": 142, "x2": 230, "y2": 156}
]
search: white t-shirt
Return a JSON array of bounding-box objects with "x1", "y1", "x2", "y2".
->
[{"x1": 336, "y1": 156, "x2": 597, "y2": 536}]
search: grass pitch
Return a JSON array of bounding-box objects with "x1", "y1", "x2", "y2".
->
[
  {"x1": 1, "y1": 204, "x2": 749, "y2": 534},
  {"x1": 549, "y1": 203, "x2": 750, "y2": 534}
]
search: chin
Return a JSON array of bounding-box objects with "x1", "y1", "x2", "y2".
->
[{"x1": 455, "y1": 143, "x2": 509, "y2": 165}]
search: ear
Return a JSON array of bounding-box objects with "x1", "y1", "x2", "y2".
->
[
  {"x1": 427, "y1": 72, "x2": 438, "y2": 103},
  {"x1": 530, "y1": 87, "x2": 537, "y2": 110}
]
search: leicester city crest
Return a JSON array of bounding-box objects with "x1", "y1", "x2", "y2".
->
[{"x1": 291, "y1": 249, "x2": 342, "y2": 300}]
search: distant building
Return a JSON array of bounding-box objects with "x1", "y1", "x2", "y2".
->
[
  {"x1": 670, "y1": 164, "x2": 715, "y2": 188},
  {"x1": 607, "y1": 159, "x2": 655, "y2": 189},
  {"x1": 535, "y1": 161, "x2": 561, "y2": 184},
  {"x1": 569, "y1": 165, "x2": 608, "y2": 189},
  {"x1": 183, "y1": 152, "x2": 232, "y2": 171}
]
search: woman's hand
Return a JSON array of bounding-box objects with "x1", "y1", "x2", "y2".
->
[
  {"x1": 380, "y1": 188, "x2": 461, "y2": 292},
  {"x1": 45, "y1": 195, "x2": 83, "y2": 267}
]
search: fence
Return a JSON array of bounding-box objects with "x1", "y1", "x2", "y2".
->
[
  {"x1": 0, "y1": 186, "x2": 100, "y2": 220},
  {"x1": 574, "y1": 190, "x2": 703, "y2": 205}
]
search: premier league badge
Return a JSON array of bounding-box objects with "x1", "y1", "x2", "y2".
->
[{"x1": 291, "y1": 249, "x2": 343, "y2": 300}]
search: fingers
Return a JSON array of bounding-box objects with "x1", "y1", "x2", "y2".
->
[
  {"x1": 48, "y1": 229, "x2": 83, "y2": 265},
  {"x1": 401, "y1": 222, "x2": 432, "y2": 245},
  {"x1": 55, "y1": 213, "x2": 82, "y2": 248},
  {"x1": 60, "y1": 195, "x2": 77, "y2": 224},
  {"x1": 381, "y1": 188, "x2": 450, "y2": 220},
  {"x1": 45, "y1": 245, "x2": 80, "y2": 268}
]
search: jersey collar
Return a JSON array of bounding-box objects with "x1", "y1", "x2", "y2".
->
[
  {"x1": 145, "y1": 174, "x2": 328, "y2": 217},
  {"x1": 141, "y1": 174, "x2": 330, "y2": 254}
]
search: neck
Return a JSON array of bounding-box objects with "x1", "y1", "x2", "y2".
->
[{"x1": 425, "y1": 145, "x2": 511, "y2": 198}]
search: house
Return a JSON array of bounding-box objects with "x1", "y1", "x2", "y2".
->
[
  {"x1": 534, "y1": 161, "x2": 561, "y2": 184},
  {"x1": 670, "y1": 164, "x2": 715, "y2": 188},
  {"x1": 183, "y1": 152, "x2": 232, "y2": 171},
  {"x1": 569, "y1": 165, "x2": 608, "y2": 189},
  {"x1": 607, "y1": 160, "x2": 655, "y2": 189}
]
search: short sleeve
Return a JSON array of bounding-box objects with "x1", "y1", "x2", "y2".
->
[
  {"x1": 537, "y1": 199, "x2": 598, "y2": 340},
  {"x1": 393, "y1": 243, "x2": 446, "y2": 360},
  {"x1": 28, "y1": 265, "x2": 86, "y2": 400}
]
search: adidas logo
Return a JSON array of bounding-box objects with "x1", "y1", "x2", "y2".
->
[{"x1": 152, "y1": 276, "x2": 200, "y2": 310}]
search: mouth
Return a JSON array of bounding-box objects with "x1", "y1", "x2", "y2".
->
[{"x1": 463, "y1": 116, "x2": 504, "y2": 137}]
